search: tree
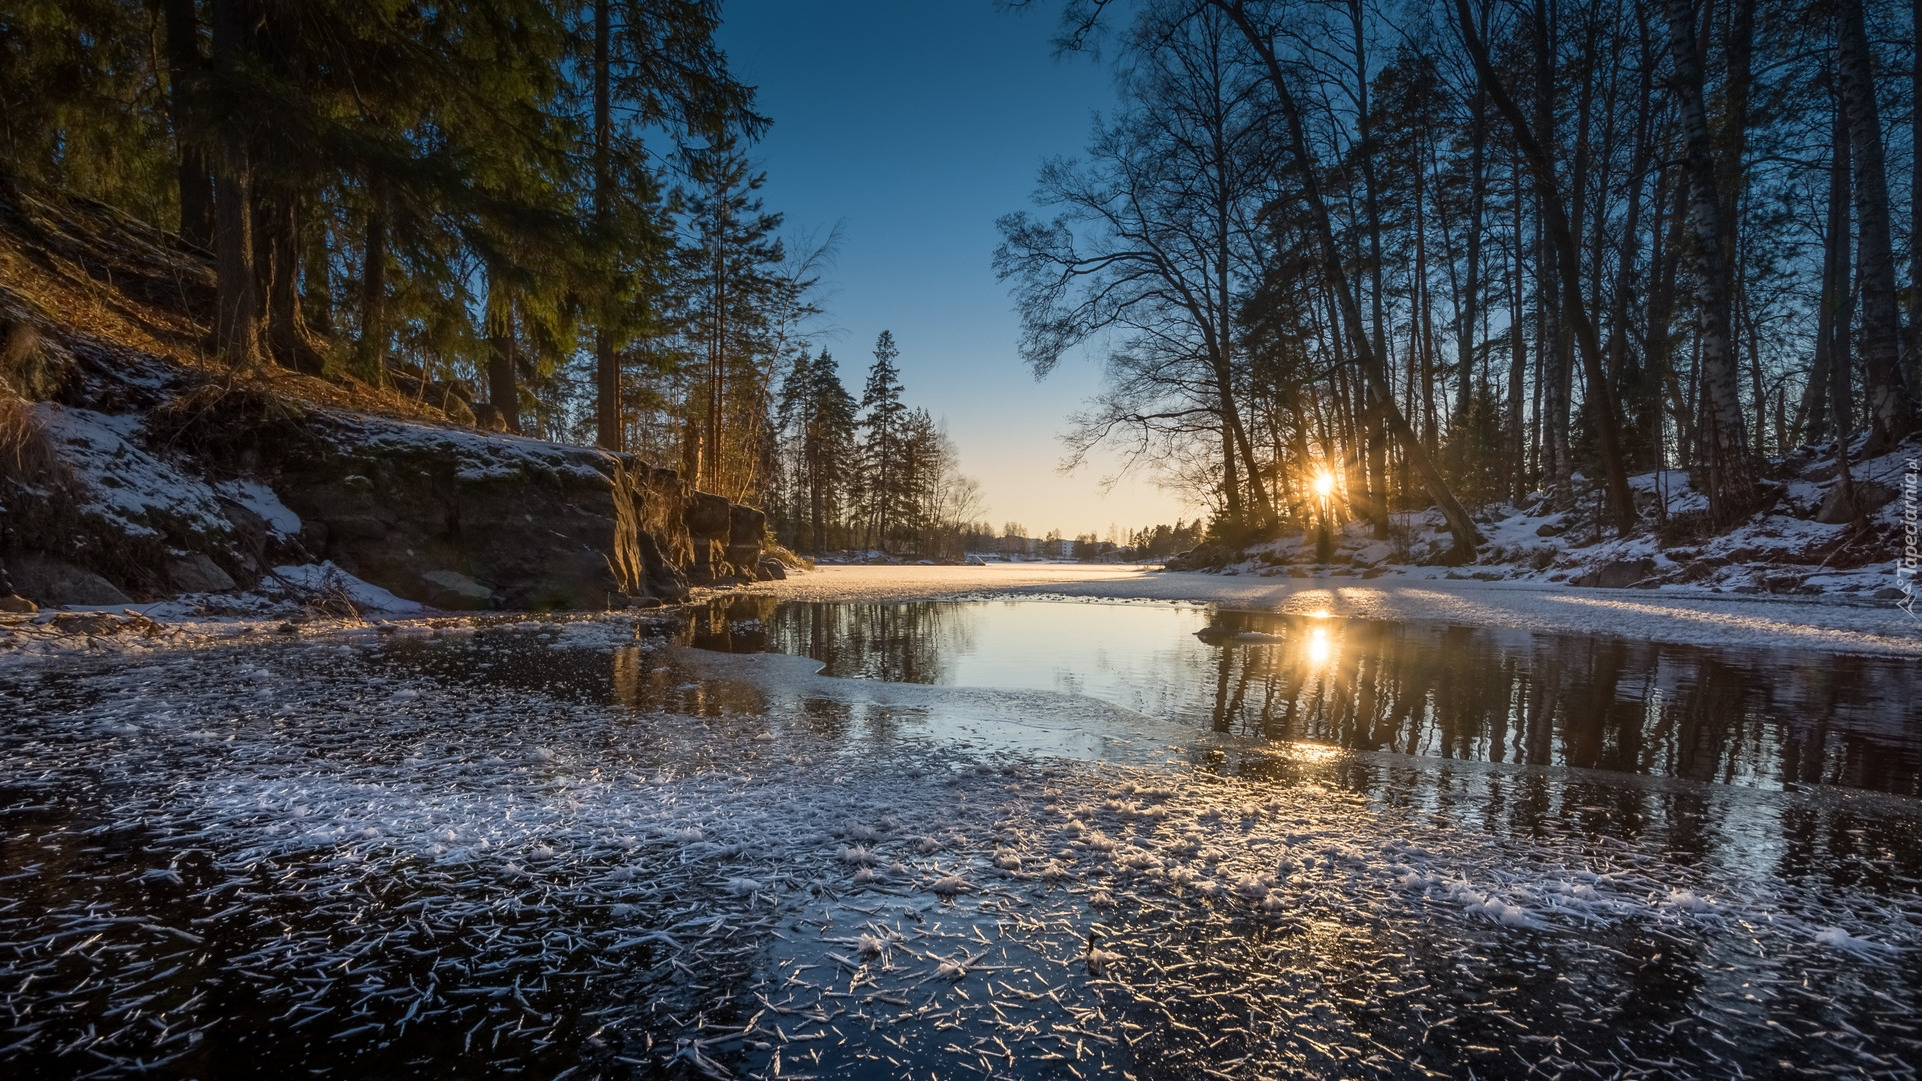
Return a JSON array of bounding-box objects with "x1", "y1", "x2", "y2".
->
[
  {"x1": 777, "y1": 347, "x2": 858, "y2": 553},
  {"x1": 1655, "y1": 0, "x2": 1757, "y2": 520},
  {"x1": 1833, "y1": 0, "x2": 1918, "y2": 450},
  {"x1": 674, "y1": 135, "x2": 786, "y2": 494},
  {"x1": 858, "y1": 330, "x2": 908, "y2": 549}
]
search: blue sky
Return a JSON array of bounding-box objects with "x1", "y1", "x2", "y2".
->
[{"x1": 714, "y1": 0, "x2": 1193, "y2": 538}]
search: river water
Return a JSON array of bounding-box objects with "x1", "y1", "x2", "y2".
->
[{"x1": 2, "y1": 599, "x2": 1918, "y2": 1080}]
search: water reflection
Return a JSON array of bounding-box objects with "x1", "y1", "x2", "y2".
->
[{"x1": 697, "y1": 598, "x2": 1922, "y2": 796}]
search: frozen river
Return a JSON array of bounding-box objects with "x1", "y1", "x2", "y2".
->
[{"x1": 2, "y1": 594, "x2": 1919, "y2": 1079}]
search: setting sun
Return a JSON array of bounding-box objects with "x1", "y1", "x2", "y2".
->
[{"x1": 1311, "y1": 469, "x2": 1337, "y2": 499}]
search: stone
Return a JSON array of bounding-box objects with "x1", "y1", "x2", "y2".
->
[
  {"x1": 1572, "y1": 558, "x2": 1657, "y2": 589},
  {"x1": 49, "y1": 611, "x2": 122, "y2": 635},
  {"x1": 420, "y1": 569, "x2": 493, "y2": 610},
  {"x1": 685, "y1": 491, "x2": 731, "y2": 541},
  {"x1": 251, "y1": 414, "x2": 658, "y2": 611},
  {"x1": 635, "y1": 530, "x2": 688, "y2": 603},
  {"x1": 757, "y1": 556, "x2": 788, "y2": 581},
  {"x1": 0, "y1": 594, "x2": 36, "y2": 614},
  {"x1": 168, "y1": 552, "x2": 236, "y2": 593},
  {"x1": 1535, "y1": 522, "x2": 1566, "y2": 537},
  {"x1": 471, "y1": 404, "x2": 509, "y2": 432},
  {"x1": 1872, "y1": 586, "x2": 1906, "y2": 601},
  {"x1": 1352, "y1": 541, "x2": 1393, "y2": 567},
  {"x1": 7, "y1": 554, "x2": 131, "y2": 606},
  {"x1": 1814, "y1": 480, "x2": 1897, "y2": 524},
  {"x1": 729, "y1": 503, "x2": 767, "y2": 547}
]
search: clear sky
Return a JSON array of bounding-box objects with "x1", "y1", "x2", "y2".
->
[{"x1": 713, "y1": 0, "x2": 1195, "y2": 539}]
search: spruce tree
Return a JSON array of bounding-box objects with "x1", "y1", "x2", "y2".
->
[{"x1": 858, "y1": 330, "x2": 907, "y2": 551}]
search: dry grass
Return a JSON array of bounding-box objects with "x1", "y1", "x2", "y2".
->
[
  {"x1": 0, "y1": 182, "x2": 471, "y2": 430},
  {"x1": 0, "y1": 392, "x2": 67, "y2": 489}
]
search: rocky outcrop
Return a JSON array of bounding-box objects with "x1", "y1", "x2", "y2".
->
[
  {"x1": 0, "y1": 181, "x2": 779, "y2": 612},
  {"x1": 2, "y1": 359, "x2": 772, "y2": 611},
  {"x1": 1815, "y1": 480, "x2": 1897, "y2": 524},
  {"x1": 1572, "y1": 558, "x2": 1657, "y2": 589},
  {"x1": 6, "y1": 554, "x2": 131, "y2": 605}
]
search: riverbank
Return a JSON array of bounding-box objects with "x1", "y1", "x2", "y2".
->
[
  {"x1": 742, "y1": 562, "x2": 1922, "y2": 656},
  {"x1": 5, "y1": 560, "x2": 1917, "y2": 665}
]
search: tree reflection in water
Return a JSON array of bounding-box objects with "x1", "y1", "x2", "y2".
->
[{"x1": 702, "y1": 600, "x2": 1922, "y2": 797}]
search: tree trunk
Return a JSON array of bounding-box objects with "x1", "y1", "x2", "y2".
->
[
  {"x1": 1457, "y1": 33, "x2": 1486, "y2": 431},
  {"x1": 160, "y1": 0, "x2": 213, "y2": 252},
  {"x1": 486, "y1": 277, "x2": 521, "y2": 434},
  {"x1": 1531, "y1": 0, "x2": 1572, "y2": 503},
  {"x1": 1658, "y1": 0, "x2": 1756, "y2": 523},
  {"x1": 1509, "y1": 153, "x2": 1527, "y2": 500},
  {"x1": 259, "y1": 191, "x2": 322, "y2": 374},
  {"x1": 1910, "y1": 0, "x2": 1922, "y2": 394},
  {"x1": 1712, "y1": 0, "x2": 1754, "y2": 270},
  {"x1": 209, "y1": 0, "x2": 259, "y2": 371},
  {"x1": 357, "y1": 179, "x2": 389, "y2": 388},
  {"x1": 593, "y1": 0, "x2": 622, "y2": 451},
  {"x1": 1835, "y1": 0, "x2": 1919, "y2": 450},
  {"x1": 1456, "y1": 0, "x2": 1637, "y2": 532},
  {"x1": 1827, "y1": 86, "x2": 1861, "y2": 521},
  {"x1": 303, "y1": 217, "x2": 333, "y2": 338},
  {"x1": 1217, "y1": 0, "x2": 1483, "y2": 558}
]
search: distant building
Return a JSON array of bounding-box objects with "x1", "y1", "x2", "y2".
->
[
  {"x1": 1045, "y1": 538, "x2": 1075, "y2": 560},
  {"x1": 1000, "y1": 535, "x2": 1041, "y2": 558}
]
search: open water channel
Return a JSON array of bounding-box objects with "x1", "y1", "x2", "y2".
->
[{"x1": 2, "y1": 597, "x2": 1918, "y2": 1079}]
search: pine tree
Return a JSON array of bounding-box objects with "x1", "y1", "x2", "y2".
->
[
  {"x1": 858, "y1": 330, "x2": 908, "y2": 550},
  {"x1": 674, "y1": 135, "x2": 786, "y2": 495}
]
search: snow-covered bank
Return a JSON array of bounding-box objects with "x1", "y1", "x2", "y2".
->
[{"x1": 745, "y1": 563, "x2": 1922, "y2": 656}]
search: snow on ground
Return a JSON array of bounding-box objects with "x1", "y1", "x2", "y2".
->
[
  {"x1": 2, "y1": 627, "x2": 1918, "y2": 1079},
  {"x1": 746, "y1": 563, "x2": 1922, "y2": 656},
  {"x1": 32, "y1": 403, "x2": 230, "y2": 539}
]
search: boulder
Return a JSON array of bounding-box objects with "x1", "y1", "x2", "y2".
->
[
  {"x1": 253, "y1": 412, "x2": 654, "y2": 611},
  {"x1": 728, "y1": 503, "x2": 766, "y2": 547},
  {"x1": 685, "y1": 491, "x2": 731, "y2": 541},
  {"x1": 726, "y1": 503, "x2": 767, "y2": 580},
  {"x1": 1815, "y1": 480, "x2": 1897, "y2": 524},
  {"x1": 420, "y1": 569, "x2": 493, "y2": 610},
  {"x1": 7, "y1": 553, "x2": 131, "y2": 605},
  {"x1": 635, "y1": 530, "x2": 689, "y2": 602},
  {"x1": 0, "y1": 594, "x2": 36, "y2": 614},
  {"x1": 1572, "y1": 558, "x2": 1657, "y2": 589},
  {"x1": 684, "y1": 490, "x2": 732, "y2": 574},
  {"x1": 1352, "y1": 541, "x2": 1394, "y2": 567},
  {"x1": 471, "y1": 404, "x2": 510, "y2": 433},
  {"x1": 167, "y1": 552, "x2": 236, "y2": 593},
  {"x1": 757, "y1": 557, "x2": 788, "y2": 581}
]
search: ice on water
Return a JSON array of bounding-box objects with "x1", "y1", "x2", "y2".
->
[{"x1": 1, "y1": 618, "x2": 1918, "y2": 1079}]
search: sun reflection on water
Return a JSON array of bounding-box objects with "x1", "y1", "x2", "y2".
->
[{"x1": 1304, "y1": 624, "x2": 1336, "y2": 666}]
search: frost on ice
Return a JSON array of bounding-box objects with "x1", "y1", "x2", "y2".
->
[{"x1": 1, "y1": 624, "x2": 1918, "y2": 1079}]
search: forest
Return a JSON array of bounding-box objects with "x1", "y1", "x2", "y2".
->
[
  {"x1": 1000, "y1": 0, "x2": 1920, "y2": 558},
  {"x1": 3, "y1": 0, "x2": 1918, "y2": 565},
  {"x1": 0, "y1": 0, "x2": 985, "y2": 558}
]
